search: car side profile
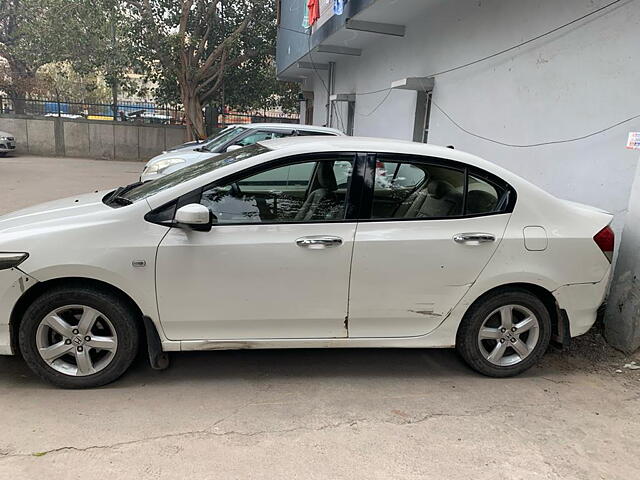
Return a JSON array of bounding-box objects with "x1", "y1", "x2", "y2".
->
[
  {"x1": 140, "y1": 123, "x2": 344, "y2": 182},
  {"x1": 0, "y1": 137, "x2": 614, "y2": 388}
]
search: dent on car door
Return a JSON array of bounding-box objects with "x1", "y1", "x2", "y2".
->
[
  {"x1": 154, "y1": 153, "x2": 360, "y2": 341},
  {"x1": 348, "y1": 154, "x2": 515, "y2": 338}
]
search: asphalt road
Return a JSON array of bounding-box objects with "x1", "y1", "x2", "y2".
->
[{"x1": 1, "y1": 155, "x2": 639, "y2": 480}]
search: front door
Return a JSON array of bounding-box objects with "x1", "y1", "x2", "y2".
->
[
  {"x1": 156, "y1": 154, "x2": 357, "y2": 340},
  {"x1": 348, "y1": 154, "x2": 513, "y2": 338}
]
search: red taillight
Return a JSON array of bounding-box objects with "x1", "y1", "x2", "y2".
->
[{"x1": 594, "y1": 225, "x2": 615, "y2": 263}]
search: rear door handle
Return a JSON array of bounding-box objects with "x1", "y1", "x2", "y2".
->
[
  {"x1": 453, "y1": 233, "x2": 496, "y2": 245},
  {"x1": 296, "y1": 236, "x2": 343, "y2": 249}
]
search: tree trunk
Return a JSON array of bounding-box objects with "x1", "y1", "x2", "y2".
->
[
  {"x1": 181, "y1": 83, "x2": 206, "y2": 140},
  {"x1": 111, "y1": 81, "x2": 119, "y2": 121},
  {"x1": 6, "y1": 58, "x2": 35, "y2": 115}
]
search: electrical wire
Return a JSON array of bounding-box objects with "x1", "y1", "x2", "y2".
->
[
  {"x1": 356, "y1": 88, "x2": 393, "y2": 117},
  {"x1": 431, "y1": 99, "x2": 640, "y2": 148},
  {"x1": 306, "y1": 33, "x2": 347, "y2": 132},
  {"x1": 353, "y1": 0, "x2": 629, "y2": 98}
]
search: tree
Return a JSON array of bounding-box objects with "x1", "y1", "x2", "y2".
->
[
  {"x1": 1, "y1": 0, "x2": 135, "y2": 116},
  {"x1": 125, "y1": 0, "x2": 271, "y2": 139},
  {"x1": 0, "y1": 0, "x2": 43, "y2": 113},
  {"x1": 150, "y1": 0, "x2": 300, "y2": 118}
]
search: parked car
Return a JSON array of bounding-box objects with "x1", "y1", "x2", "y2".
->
[
  {"x1": 0, "y1": 137, "x2": 614, "y2": 388},
  {"x1": 0, "y1": 131, "x2": 16, "y2": 156},
  {"x1": 140, "y1": 123, "x2": 344, "y2": 182}
]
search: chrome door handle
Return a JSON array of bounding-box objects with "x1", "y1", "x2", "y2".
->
[
  {"x1": 296, "y1": 236, "x2": 343, "y2": 249},
  {"x1": 453, "y1": 233, "x2": 496, "y2": 245}
]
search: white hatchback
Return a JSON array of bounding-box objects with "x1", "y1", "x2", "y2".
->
[{"x1": 0, "y1": 137, "x2": 614, "y2": 388}]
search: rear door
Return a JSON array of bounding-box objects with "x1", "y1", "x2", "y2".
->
[{"x1": 348, "y1": 153, "x2": 514, "y2": 338}]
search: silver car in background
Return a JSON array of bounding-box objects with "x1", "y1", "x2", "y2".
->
[
  {"x1": 0, "y1": 131, "x2": 16, "y2": 156},
  {"x1": 141, "y1": 123, "x2": 344, "y2": 182}
]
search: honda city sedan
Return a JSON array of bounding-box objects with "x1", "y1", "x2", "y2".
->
[{"x1": 0, "y1": 137, "x2": 614, "y2": 388}]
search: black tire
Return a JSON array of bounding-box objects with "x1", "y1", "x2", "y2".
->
[
  {"x1": 19, "y1": 285, "x2": 139, "y2": 388},
  {"x1": 456, "y1": 288, "x2": 552, "y2": 377}
]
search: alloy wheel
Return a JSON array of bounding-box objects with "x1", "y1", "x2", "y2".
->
[
  {"x1": 477, "y1": 304, "x2": 540, "y2": 367},
  {"x1": 35, "y1": 305, "x2": 118, "y2": 376}
]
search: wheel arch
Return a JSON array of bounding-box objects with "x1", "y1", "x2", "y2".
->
[
  {"x1": 458, "y1": 282, "x2": 568, "y2": 346},
  {"x1": 10, "y1": 277, "x2": 145, "y2": 355}
]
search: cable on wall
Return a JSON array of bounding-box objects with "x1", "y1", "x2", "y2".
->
[{"x1": 431, "y1": 100, "x2": 640, "y2": 148}]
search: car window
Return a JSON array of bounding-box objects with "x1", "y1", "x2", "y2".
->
[
  {"x1": 120, "y1": 144, "x2": 269, "y2": 203},
  {"x1": 237, "y1": 130, "x2": 289, "y2": 146},
  {"x1": 201, "y1": 126, "x2": 246, "y2": 152},
  {"x1": 371, "y1": 160, "x2": 464, "y2": 219},
  {"x1": 200, "y1": 158, "x2": 353, "y2": 224},
  {"x1": 296, "y1": 130, "x2": 336, "y2": 136},
  {"x1": 466, "y1": 174, "x2": 504, "y2": 215}
]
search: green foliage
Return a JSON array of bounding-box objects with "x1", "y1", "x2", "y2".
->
[{"x1": 142, "y1": 0, "x2": 300, "y2": 113}]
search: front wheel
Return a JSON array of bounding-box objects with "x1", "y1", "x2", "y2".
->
[
  {"x1": 456, "y1": 289, "x2": 552, "y2": 377},
  {"x1": 19, "y1": 286, "x2": 139, "y2": 388}
]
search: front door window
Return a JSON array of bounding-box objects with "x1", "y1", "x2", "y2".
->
[{"x1": 200, "y1": 158, "x2": 354, "y2": 224}]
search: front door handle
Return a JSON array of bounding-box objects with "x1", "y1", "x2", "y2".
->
[
  {"x1": 453, "y1": 233, "x2": 496, "y2": 245},
  {"x1": 296, "y1": 236, "x2": 343, "y2": 249}
]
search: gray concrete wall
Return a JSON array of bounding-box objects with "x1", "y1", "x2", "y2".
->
[
  {"x1": 606, "y1": 156, "x2": 640, "y2": 352},
  {"x1": 0, "y1": 115, "x2": 187, "y2": 161}
]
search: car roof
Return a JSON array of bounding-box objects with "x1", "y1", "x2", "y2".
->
[
  {"x1": 231, "y1": 123, "x2": 344, "y2": 135},
  {"x1": 258, "y1": 136, "x2": 521, "y2": 184}
]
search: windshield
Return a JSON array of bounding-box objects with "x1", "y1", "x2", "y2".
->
[
  {"x1": 201, "y1": 126, "x2": 246, "y2": 152},
  {"x1": 117, "y1": 144, "x2": 270, "y2": 203}
]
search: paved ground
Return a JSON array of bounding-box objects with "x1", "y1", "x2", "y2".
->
[{"x1": 1, "y1": 155, "x2": 640, "y2": 479}]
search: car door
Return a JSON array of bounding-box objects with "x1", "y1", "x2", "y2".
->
[
  {"x1": 155, "y1": 153, "x2": 359, "y2": 340},
  {"x1": 348, "y1": 153, "x2": 515, "y2": 338}
]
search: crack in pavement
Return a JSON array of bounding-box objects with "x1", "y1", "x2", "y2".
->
[{"x1": 0, "y1": 402, "x2": 558, "y2": 460}]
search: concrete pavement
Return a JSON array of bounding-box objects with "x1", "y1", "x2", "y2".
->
[{"x1": 0, "y1": 155, "x2": 639, "y2": 479}]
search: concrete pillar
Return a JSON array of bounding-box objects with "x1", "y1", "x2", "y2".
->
[{"x1": 605, "y1": 156, "x2": 640, "y2": 353}]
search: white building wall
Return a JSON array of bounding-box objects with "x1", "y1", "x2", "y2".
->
[{"x1": 302, "y1": 0, "x2": 640, "y2": 231}]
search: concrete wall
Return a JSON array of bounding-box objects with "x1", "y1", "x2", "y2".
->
[
  {"x1": 0, "y1": 115, "x2": 187, "y2": 161},
  {"x1": 303, "y1": 0, "x2": 640, "y2": 233}
]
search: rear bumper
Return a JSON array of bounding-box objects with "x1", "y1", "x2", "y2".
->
[{"x1": 553, "y1": 267, "x2": 611, "y2": 337}]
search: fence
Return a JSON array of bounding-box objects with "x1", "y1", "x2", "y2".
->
[
  {"x1": 218, "y1": 111, "x2": 300, "y2": 126},
  {"x1": 1, "y1": 96, "x2": 300, "y2": 128},
  {"x1": 0, "y1": 96, "x2": 184, "y2": 125}
]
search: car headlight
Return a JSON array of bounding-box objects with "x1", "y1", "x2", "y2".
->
[
  {"x1": 0, "y1": 252, "x2": 29, "y2": 270},
  {"x1": 144, "y1": 158, "x2": 186, "y2": 175},
  {"x1": 0, "y1": 136, "x2": 9, "y2": 141}
]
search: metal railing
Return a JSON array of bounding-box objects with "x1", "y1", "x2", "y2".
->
[
  {"x1": 0, "y1": 96, "x2": 184, "y2": 125},
  {"x1": 0, "y1": 96, "x2": 300, "y2": 127},
  {"x1": 218, "y1": 111, "x2": 300, "y2": 126}
]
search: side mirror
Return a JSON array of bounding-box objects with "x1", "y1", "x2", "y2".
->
[
  {"x1": 175, "y1": 204, "x2": 213, "y2": 232},
  {"x1": 226, "y1": 144, "x2": 243, "y2": 152}
]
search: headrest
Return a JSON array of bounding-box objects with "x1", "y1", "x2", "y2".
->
[
  {"x1": 466, "y1": 190, "x2": 498, "y2": 214},
  {"x1": 317, "y1": 161, "x2": 337, "y2": 191},
  {"x1": 427, "y1": 180, "x2": 451, "y2": 199}
]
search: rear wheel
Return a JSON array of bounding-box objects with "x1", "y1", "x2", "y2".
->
[
  {"x1": 19, "y1": 286, "x2": 139, "y2": 388},
  {"x1": 456, "y1": 289, "x2": 551, "y2": 377}
]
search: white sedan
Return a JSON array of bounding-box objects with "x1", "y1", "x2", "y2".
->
[
  {"x1": 0, "y1": 130, "x2": 16, "y2": 156},
  {"x1": 0, "y1": 137, "x2": 614, "y2": 388},
  {"x1": 140, "y1": 123, "x2": 344, "y2": 182}
]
